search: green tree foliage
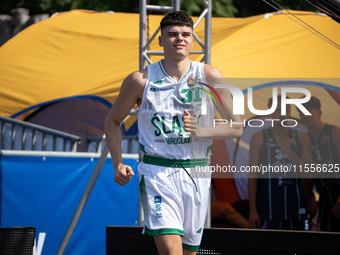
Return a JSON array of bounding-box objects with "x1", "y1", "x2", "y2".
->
[
  {"x1": 149, "y1": 0, "x2": 237, "y2": 17},
  {"x1": 0, "y1": 0, "x2": 139, "y2": 16},
  {"x1": 0, "y1": 0, "x2": 318, "y2": 17},
  {"x1": 233, "y1": 0, "x2": 316, "y2": 17}
]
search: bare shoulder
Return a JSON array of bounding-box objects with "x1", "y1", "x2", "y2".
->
[
  {"x1": 332, "y1": 125, "x2": 340, "y2": 135},
  {"x1": 297, "y1": 131, "x2": 309, "y2": 142},
  {"x1": 297, "y1": 131, "x2": 310, "y2": 144},
  {"x1": 124, "y1": 69, "x2": 147, "y2": 90},
  {"x1": 120, "y1": 69, "x2": 147, "y2": 102},
  {"x1": 331, "y1": 126, "x2": 340, "y2": 156},
  {"x1": 332, "y1": 125, "x2": 340, "y2": 143},
  {"x1": 251, "y1": 131, "x2": 263, "y2": 146},
  {"x1": 203, "y1": 64, "x2": 224, "y2": 79}
]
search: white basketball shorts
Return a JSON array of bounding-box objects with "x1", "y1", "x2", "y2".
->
[{"x1": 138, "y1": 155, "x2": 211, "y2": 252}]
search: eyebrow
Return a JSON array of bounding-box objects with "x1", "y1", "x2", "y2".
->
[{"x1": 167, "y1": 31, "x2": 192, "y2": 35}]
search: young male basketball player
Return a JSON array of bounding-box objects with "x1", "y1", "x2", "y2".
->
[
  {"x1": 298, "y1": 96, "x2": 340, "y2": 232},
  {"x1": 105, "y1": 11, "x2": 242, "y2": 255},
  {"x1": 248, "y1": 96, "x2": 313, "y2": 230}
]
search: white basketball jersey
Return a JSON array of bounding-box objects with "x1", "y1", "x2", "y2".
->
[{"x1": 138, "y1": 60, "x2": 216, "y2": 160}]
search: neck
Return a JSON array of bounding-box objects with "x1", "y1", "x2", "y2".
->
[
  {"x1": 271, "y1": 125, "x2": 289, "y2": 136},
  {"x1": 161, "y1": 58, "x2": 189, "y2": 82},
  {"x1": 308, "y1": 121, "x2": 325, "y2": 139}
]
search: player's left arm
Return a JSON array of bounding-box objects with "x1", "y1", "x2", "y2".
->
[
  {"x1": 183, "y1": 65, "x2": 243, "y2": 140},
  {"x1": 276, "y1": 131, "x2": 313, "y2": 179},
  {"x1": 292, "y1": 132, "x2": 316, "y2": 215},
  {"x1": 278, "y1": 132, "x2": 313, "y2": 176},
  {"x1": 330, "y1": 126, "x2": 340, "y2": 218}
]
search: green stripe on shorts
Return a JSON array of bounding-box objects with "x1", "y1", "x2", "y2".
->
[
  {"x1": 139, "y1": 175, "x2": 148, "y2": 221},
  {"x1": 182, "y1": 243, "x2": 200, "y2": 251},
  {"x1": 144, "y1": 226, "x2": 184, "y2": 237},
  {"x1": 143, "y1": 154, "x2": 207, "y2": 168}
]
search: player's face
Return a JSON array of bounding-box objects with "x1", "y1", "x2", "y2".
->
[
  {"x1": 159, "y1": 25, "x2": 193, "y2": 59},
  {"x1": 299, "y1": 108, "x2": 321, "y2": 127},
  {"x1": 270, "y1": 103, "x2": 291, "y2": 121}
]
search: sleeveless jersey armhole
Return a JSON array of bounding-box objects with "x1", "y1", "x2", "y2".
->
[
  {"x1": 139, "y1": 65, "x2": 152, "y2": 110},
  {"x1": 200, "y1": 63, "x2": 207, "y2": 84}
]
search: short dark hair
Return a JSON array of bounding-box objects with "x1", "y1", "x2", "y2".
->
[
  {"x1": 298, "y1": 96, "x2": 321, "y2": 111},
  {"x1": 160, "y1": 11, "x2": 194, "y2": 32},
  {"x1": 267, "y1": 95, "x2": 290, "y2": 108}
]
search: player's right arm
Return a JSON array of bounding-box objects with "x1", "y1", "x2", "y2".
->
[
  {"x1": 104, "y1": 70, "x2": 146, "y2": 186},
  {"x1": 330, "y1": 126, "x2": 340, "y2": 218},
  {"x1": 248, "y1": 131, "x2": 263, "y2": 229}
]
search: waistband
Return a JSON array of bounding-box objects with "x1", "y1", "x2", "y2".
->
[{"x1": 142, "y1": 154, "x2": 207, "y2": 168}]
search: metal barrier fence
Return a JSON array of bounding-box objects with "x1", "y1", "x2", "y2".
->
[
  {"x1": 0, "y1": 115, "x2": 81, "y2": 152},
  {"x1": 85, "y1": 135, "x2": 139, "y2": 154}
]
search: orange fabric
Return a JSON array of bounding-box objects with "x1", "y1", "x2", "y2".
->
[{"x1": 0, "y1": 10, "x2": 339, "y2": 118}]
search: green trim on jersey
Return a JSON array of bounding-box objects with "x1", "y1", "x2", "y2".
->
[
  {"x1": 179, "y1": 61, "x2": 192, "y2": 82},
  {"x1": 139, "y1": 143, "x2": 148, "y2": 154},
  {"x1": 182, "y1": 243, "x2": 200, "y2": 251},
  {"x1": 144, "y1": 226, "x2": 184, "y2": 237},
  {"x1": 158, "y1": 61, "x2": 192, "y2": 83},
  {"x1": 143, "y1": 154, "x2": 207, "y2": 168}
]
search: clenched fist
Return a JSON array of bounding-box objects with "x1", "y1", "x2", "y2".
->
[{"x1": 114, "y1": 163, "x2": 135, "y2": 186}]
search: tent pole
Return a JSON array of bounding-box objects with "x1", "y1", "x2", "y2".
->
[
  {"x1": 138, "y1": 0, "x2": 212, "y2": 229},
  {"x1": 56, "y1": 144, "x2": 109, "y2": 255}
]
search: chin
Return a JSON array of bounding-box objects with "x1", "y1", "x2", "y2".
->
[{"x1": 304, "y1": 122, "x2": 313, "y2": 128}]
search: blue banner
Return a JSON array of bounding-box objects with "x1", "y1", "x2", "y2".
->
[{"x1": 0, "y1": 154, "x2": 139, "y2": 255}]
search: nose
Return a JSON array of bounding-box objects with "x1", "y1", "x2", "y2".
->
[
  {"x1": 176, "y1": 34, "x2": 184, "y2": 41},
  {"x1": 300, "y1": 115, "x2": 308, "y2": 121}
]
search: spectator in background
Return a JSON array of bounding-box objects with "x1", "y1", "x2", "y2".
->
[
  {"x1": 297, "y1": 96, "x2": 340, "y2": 232},
  {"x1": 248, "y1": 96, "x2": 313, "y2": 230}
]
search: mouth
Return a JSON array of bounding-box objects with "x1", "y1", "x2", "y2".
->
[
  {"x1": 174, "y1": 44, "x2": 185, "y2": 48},
  {"x1": 299, "y1": 117, "x2": 312, "y2": 126}
]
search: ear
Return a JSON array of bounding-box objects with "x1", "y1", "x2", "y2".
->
[
  {"x1": 159, "y1": 35, "x2": 163, "y2": 47},
  {"x1": 318, "y1": 109, "x2": 322, "y2": 117}
]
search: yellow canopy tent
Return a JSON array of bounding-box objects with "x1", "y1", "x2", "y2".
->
[
  {"x1": 209, "y1": 11, "x2": 340, "y2": 128},
  {"x1": 0, "y1": 10, "x2": 144, "y2": 151},
  {"x1": 0, "y1": 10, "x2": 339, "y2": 120},
  {"x1": 0, "y1": 10, "x2": 139, "y2": 123},
  {"x1": 0, "y1": 9, "x2": 339, "y2": 202},
  {"x1": 0, "y1": 10, "x2": 339, "y2": 151}
]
